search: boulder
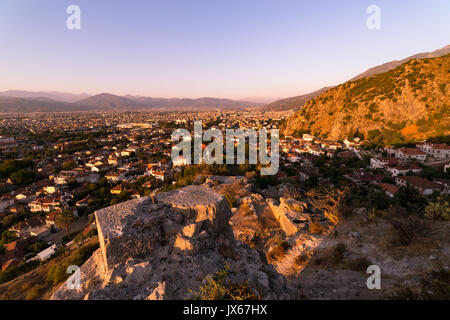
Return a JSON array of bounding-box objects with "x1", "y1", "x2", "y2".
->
[
  {"x1": 268, "y1": 198, "x2": 311, "y2": 236},
  {"x1": 147, "y1": 282, "x2": 166, "y2": 300}
]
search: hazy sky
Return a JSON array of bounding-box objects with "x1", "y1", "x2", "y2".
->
[{"x1": 0, "y1": 0, "x2": 449, "y2": 101}]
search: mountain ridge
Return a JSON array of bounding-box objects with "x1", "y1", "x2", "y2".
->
[
  {"x1": 0, "y1": 90, "x2": 91, "y2": 103},
  {"x1": 264, "y1": 44, "x2": 450, "y2": 111},
  {"x1": 283, "y1": 53, "x2": 450, "y2": 142},
  {"x1": 350, "y1": 44, "x2": 450, "y2": 81}
]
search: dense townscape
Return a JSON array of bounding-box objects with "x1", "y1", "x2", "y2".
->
[{"x1": 0, "y1": 109, "x2": 448, "y2": 298}]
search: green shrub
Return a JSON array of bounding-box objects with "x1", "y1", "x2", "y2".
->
[
  {"x1": 389, "y1": 216, "x2": 425, "y2": 246},
  {"x1": 191, "y1": 265, "x2": 259, "y2": 300},
  {"x1": 46, "y1": 242, "x2": 99, "y2": 285},
  {"x1": 224, "y1": 192, "x2": 236, "y2": 208},
  {"x1": 424, "y1": 198, "x2": 449, "y2": 221}
]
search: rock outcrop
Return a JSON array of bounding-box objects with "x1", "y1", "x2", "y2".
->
[
  {"x1": 268, "y1": 198, "x2": 311, "y2": 236},
  {"x1": 52, "y1": 185, "x2": 295, "y2": 300}
]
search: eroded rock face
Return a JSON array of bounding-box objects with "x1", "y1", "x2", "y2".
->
[
  {"x1": 52, "y1": 185, "x2": 296, "y2": 300},
  {"x1": 268, "y1": 198, "x2": 311, "y2": 236}
]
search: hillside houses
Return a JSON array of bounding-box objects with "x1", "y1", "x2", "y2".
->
[
  {"x1": 418, "y1": 143, "x2": 450, "y2": 159},
  {"x1": 395, "y1": 148, "x2": 427, "y2": 162},
  {"x1": 0, "y1": 110, "x2": 448, "y2": 280},
  {"x1": 396, "y1": 176, "x2": 442, "y2": 195},
  {"x1": 28, "y1": 194, "x2": 63, "y2": 213},
  {"x1": 377, "y1": 183, "x2": 399, "y2": 198},
  {"x1": 105, "y1": 171, "x2": 126, "y2": 183},
  {"x1": 385, "y1": 163, "x2": 423, "y2": 177}
]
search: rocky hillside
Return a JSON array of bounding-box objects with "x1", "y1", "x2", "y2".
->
[
  {"x1": 284, "y1": 54, "x2": 450, "y2": 141},
  {"x1": 50, "y1": 177, "x2": 449, "y2": 300},
  {"x1": 52, "y1": 185, "x2": 295, "y2": 300}
]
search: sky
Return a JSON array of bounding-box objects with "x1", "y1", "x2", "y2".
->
[{"x1": 0, "y1": 0, "x2": 449, "y2": 102}]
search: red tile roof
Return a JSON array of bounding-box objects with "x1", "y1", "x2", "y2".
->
[
  {"x1": 398, "y1": 176, "x2": 441, "y2": 190},
  {"x1": 398, "y1": 148, "x2": 426, "y2": 156},
  {"x1": 378, "y1": 183, "x2": 399, "y2": 195}
]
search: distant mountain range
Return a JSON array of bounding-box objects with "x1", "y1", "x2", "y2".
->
[
  {"x1": 263, "y1": 44, "x2": 450, "y2": 111},
  {"x1": 0, "y1": 90, "x2": 91, "y2": 103},
  {"x1": 0, "y1": 92, "x2": 262, "y2": 113}
]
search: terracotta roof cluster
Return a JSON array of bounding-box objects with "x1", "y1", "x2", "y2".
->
[
  {"x1": 397, "y1": 176, "x2": 441, "y2": 190},
  {"x1": 430, "y1": 144, "x2": 450, "y2": 150},
  {"x1": 398, "y1": 148, "x2": 426, "y2": 156}
]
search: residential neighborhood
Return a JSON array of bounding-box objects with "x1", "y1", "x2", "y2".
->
[{"x1": 0, "y1": 110, "x2": 449, "y2": 289}]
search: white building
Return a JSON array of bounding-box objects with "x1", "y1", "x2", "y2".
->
[
  {"x1": 396, "y1": 176, "x2": 442, "y2": 196},
  {"x1": 444, "y1": 163, "x2": 450, "y2": 173},
  {"x1": 34, "y1": 244, "x2": 58, "y2": 261},
  {"x1": 302, "y1": 134, "x2": 315, "y2": 142},
  {"x1": 417, "y1": 143, "x2": 450, "y2": 159},
  {"x1": 395, "y1": 148, "x2": 426, "y2": 162},
  {"x1": 370, "y1": 158, "x2": 389, "y2": 169}
]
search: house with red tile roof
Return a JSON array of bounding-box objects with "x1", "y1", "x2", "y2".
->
[
  {"x1": 395, "y1": 148, "x2": 426, "y2": 162},
  {"x1": 377, "y1": 183, "x2": 399, "y2": 198},
  {"x1": 396, "y1": 176, "x2": 442, "y2": 195},
  {"x1": 418, "y1": 143, "x2": 450, "y2": 159}
]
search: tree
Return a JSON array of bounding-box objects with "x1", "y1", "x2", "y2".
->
[
  {"x1": 425, "y1": 198, "x2": 450, "y2": 221},
  {"x1": 395, "y1": 185, "x2": 428, "y2": 216},
  {"x1": 9, "y1": 170, "x2": 36, "y2": 186},
  {"x1": 61, "y1": 160, "x2": 77, "y2": 171},
  {"x1": 55, "y1": 210, "x2": 75, "y2": 236}
]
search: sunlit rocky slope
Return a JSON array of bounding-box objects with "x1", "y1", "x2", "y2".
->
[{"x1": 284, "y1": 54, "x2": 450, "y2": 141}]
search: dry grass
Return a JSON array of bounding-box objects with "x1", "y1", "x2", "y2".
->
[
  {"x1": 345, "y1": 257, "x2": 372, "y2": 273},
  {"x1": 312, "y1": 243, "x2": 348, "y2": 268},
  {"x1": 309, "y1": 222, "x2": 326, "y2": 235},
  {"x1": 389, "y1": 216, "x2": 426, "y2": 246},
  {"x1": 222, "y1": 181, "x2": 247, "y2": 198},
  {"x1": 267, "y1": 241, "x2": 291, "y2": 264},
  {"x1": 294, "y1": 252, "x2": 310, "y2": 268}
]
